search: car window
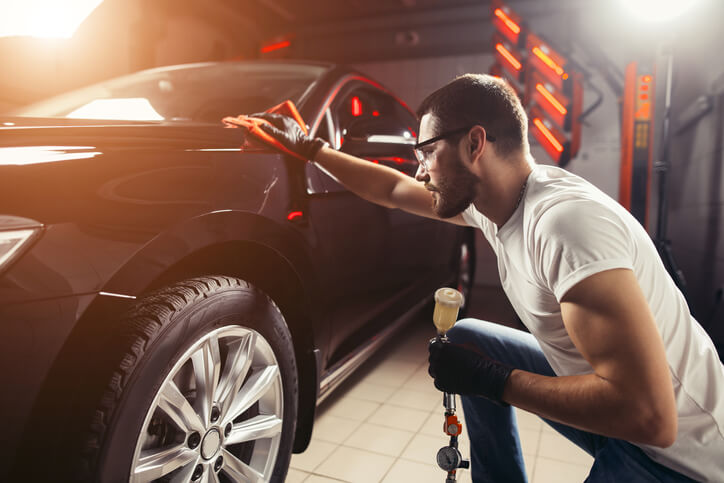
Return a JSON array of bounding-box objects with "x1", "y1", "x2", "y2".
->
[
  {"x1": 11, "y1": 63, "x2": 328, "y2": 123},
  {"x1": 314, "y1": 84, "x2": 418, "y2": 193},
  {"x1": 334, "y1": 86, "x2": 417, "y2": 148},
  {"x1": 315, "y1": 109, "x2": 335, "y2": 147}
]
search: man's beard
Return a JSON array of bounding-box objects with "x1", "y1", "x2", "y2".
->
[{"x1": 426, "y1": 158, "x2": 477, "y2": 219}]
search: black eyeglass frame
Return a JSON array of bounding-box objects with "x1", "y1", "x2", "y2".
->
[{"x1": 413, "y1": 126, "x2": 496, "y2": 150}]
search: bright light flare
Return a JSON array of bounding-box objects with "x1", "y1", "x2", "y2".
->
[
  {"x1": 618, "y1": 0, "x2": 700, "y2": 22},
  {"x1": 67, "y1": 98, "x2": 164, "y2": 121},
  {"x1": 0, "y1": 0, "x2": 103, "y2": 38}
]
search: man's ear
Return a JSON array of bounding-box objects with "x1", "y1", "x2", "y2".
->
[{"x1": 469, "y1": 127, "x2": 486, "y2": 157}]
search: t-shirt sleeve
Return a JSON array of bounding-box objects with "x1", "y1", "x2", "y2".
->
[
  {"x1": 532, "y1": 200, "x2": 635, "y2": 302},
  {"x1": 462, "y1": 203, "x2": 497, "y2": 245}
]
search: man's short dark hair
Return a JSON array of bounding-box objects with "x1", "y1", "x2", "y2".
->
[{"x1": 416, "y1": 74, "x2": 528, "y2": 158}]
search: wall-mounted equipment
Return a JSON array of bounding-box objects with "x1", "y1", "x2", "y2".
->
[
  {"x1": 489, "y1": 0, "x2": 584, "y2": 167},
  {"x1": 619, "y1": 62, "x2": 655, "y2": 228},
  {"x1": 492, "y1": 3, "x2": 525, "y2": 47},
  {"x1": 490, "y1": 63, "x2": 523, "y2": 98},
  {"x1": 530, "y1": 105, "x2": 571, "y2": 166},
  {"x1": 492, "y1": 33, "x2": 526, "y2": 83}
]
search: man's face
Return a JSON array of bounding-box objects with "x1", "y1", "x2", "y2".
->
[{"x1": 416, "y1": 114, "x2": 478, "y2": 219}]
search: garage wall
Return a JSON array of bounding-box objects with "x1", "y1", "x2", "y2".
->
[
  {"x1": 356, "y1": 1, "x2": 724, "y2": 335},
  {"x1": 655, "y1": 29, "x2": 724, "y2": 331}
]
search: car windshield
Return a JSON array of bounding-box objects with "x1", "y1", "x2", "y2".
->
[{"x1": 10, "y1": 62, "x2": 328, "y2": 123}]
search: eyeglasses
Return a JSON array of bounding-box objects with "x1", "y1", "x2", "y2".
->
[{"x1": 413, "y1": 126, "x2": 496, "y2": 170}]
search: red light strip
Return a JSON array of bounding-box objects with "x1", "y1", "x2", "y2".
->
[
  {"x1": 494, "y1": 8, "x2": 521, "y2": 34},
  {"x1": 287, "y1": 210, "x2": 303, "y2": 221},
  {"x1": 261, "y1": 40, "x2": 291, "y2": 53},
  {"x1": 496, "y1": 43, "x2": 522, "y2": 71},
  {"x1": 533, "y1": 118, "x2": 563, "y2": 153},
  {"x1": 532, "y1": 46, "x2": 565, "y2": 77},
  {"x1": 536, "y1": 83, "x2": 567, "y2": 115}
]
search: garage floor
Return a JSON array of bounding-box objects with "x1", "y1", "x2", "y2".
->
[{"x1": 287, "y1": 285, "x2": 594, "y2": 482}]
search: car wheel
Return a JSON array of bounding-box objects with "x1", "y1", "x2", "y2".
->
[
  {"x1": 83, "y1": 276, "x2": 297, "y2": 483},
  {"x1": 456, "y1": 230, "x2": 476, "y2": 317}
]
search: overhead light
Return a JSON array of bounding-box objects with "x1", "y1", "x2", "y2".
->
[
  {"x1": 618, "y1": 0, "x2": 701, "y2": 22},
  {"x1": 0, "y1": 0, "x2": 103, "y2": 38}
]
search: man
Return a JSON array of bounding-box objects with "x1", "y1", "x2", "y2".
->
[{"x1": 248, "y1": 74, "x2": 723, "y2": 482}]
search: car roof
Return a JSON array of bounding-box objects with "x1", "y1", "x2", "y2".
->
[{"x1": 135, "y1": 60, "x2": 339, "y2": 76}]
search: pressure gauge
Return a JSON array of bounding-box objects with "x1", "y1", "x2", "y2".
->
[{"x1": 436, "y1": 446, "x2": 463, "y2": 472}]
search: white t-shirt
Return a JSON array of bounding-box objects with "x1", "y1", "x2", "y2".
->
[{"x1": 462, "y1": 164, "x2": 724, "y2": 482}]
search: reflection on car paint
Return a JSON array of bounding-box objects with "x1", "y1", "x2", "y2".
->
[{"x1": 0, "y1": 146, "x2": 101, "y2": 165}]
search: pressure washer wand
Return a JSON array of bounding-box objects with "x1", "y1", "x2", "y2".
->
[{"x1": 432, "y1": 288, "x2": 470, "y2": 482}]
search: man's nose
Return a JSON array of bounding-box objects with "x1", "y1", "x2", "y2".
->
[{"x1": 415, "y1": 164, "x2": 429, "y2": 182}]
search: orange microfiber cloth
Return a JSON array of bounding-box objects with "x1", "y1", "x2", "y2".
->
[{"x1": 222, "y1": 100, "x2": 308, "y2": 161}]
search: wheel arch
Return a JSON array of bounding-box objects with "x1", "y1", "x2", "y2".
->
[
  {"x1": 18, "y1": 211, "x2": 323, "y2": 477},
  {"x1": 142, "y1": 239, "x2": 322, "y2": 453}
]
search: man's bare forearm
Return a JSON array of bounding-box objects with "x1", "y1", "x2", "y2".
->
[
  {"x1": 502, "y1": 369, "x2": 676, "y2": 447},
  {"x1": 313, "y1": 146, "x2": 408, "y2": 208}
]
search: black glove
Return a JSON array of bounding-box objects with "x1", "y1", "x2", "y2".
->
[
  {"x1": 428, "y1": 338, "x2": 513, "y2": 404},
  {"x1": 251, "y1": 112, "x2": 328, "y2": 160}
]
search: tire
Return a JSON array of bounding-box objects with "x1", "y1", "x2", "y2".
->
[
  {"x1": 82, "y1": 276, "x2": 297, "y2": 483},
  {"x1": 455, "y1": 229, "x2": 476, "y2": 318}
]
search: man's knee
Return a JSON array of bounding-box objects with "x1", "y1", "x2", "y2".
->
[
  {"x1": 447, "y1": 318, "x2": 504, "y2": 344},
  {"x1": 446, "y1": 318, "x2": 544, "y2": 370},
  {"x1": 447, "y1": 318, "x2": 482, "y2": 338}
]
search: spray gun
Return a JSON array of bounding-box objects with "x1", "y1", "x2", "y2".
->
[{"x1": 432, "y1": 288, "x2": 470, "y2": 482}]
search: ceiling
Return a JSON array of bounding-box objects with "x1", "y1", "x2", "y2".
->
[{"x1": 234, "y1": 0, "x2": 578, "y2": 62}]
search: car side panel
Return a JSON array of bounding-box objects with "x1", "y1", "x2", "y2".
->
[{"x1": 0, "y1": 293, "x2": 96, "y2": 480}]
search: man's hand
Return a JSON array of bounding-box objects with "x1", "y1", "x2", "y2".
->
[
  {"x1": 252, "y1": 112, "x2": 328, "y2": 160},
  {"x1": 428, "y1": 338, "x2": 513, "y2": 404}
]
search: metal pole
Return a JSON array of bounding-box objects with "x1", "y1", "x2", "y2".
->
[
  {"x1": 655, "y1": 50, "x2": 675, "y2": 242},
  {"x1": 653, "y1": 48, "x2": 688, "y2": 297}
]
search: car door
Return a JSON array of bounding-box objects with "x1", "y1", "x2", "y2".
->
[
  {"x1": 307, "y1": 81, "x2": 446, "y2": 365},
  {"x1": 303, "y1": 84, "x2": 392, "y2": 367},
  {"x1": 341, "y1": 89, "x2": 452, "y2": 297}
]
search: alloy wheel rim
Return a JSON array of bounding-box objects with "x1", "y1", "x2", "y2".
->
[{"x1": 130, "y1": 325, "x2": 284, "y2": 483}]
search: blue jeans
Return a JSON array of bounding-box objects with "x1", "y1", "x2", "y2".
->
[{"x1": 446, "y1": 319, "x2": 697, "y2": 483}]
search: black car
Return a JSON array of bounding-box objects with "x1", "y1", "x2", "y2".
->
[{"x1": 0, "y1": 61, "x2": 474, "y2": 482}]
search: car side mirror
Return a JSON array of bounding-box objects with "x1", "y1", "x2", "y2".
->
[{"x1": 340, "y1": 118, "x2": 416, "y2": 158}]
